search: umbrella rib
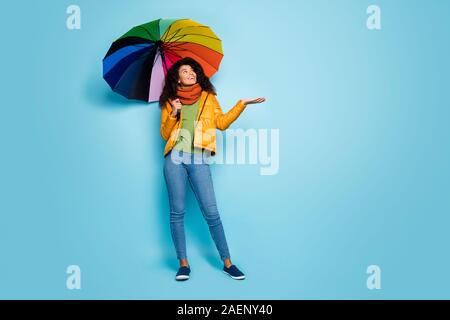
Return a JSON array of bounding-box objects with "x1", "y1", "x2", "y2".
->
[
  {"x1": 157, "y1": 18, "x2": 161, "y2": 39},
  {"x1": 164, "y1": 25, "x2": 219, "y2": 43},
  {"x1": 111, "y1": 50, "x2": 152, "y2": 91},
  {"x1": 166, "y1": 46, "x2": 219, "y2": 59},
  {"x1": 163, "y1": 46, "x2": 220, "y2": 70},
  {"x1": 161, "y1": 18, "x2": 190, "y2": 41},
  {"x1": 151, "y1": 48, "x2": 160, "y2": 68},
  {"x1": 166, "y1": 31, "x2": 220, "y2": 44},
  {"x1": 122, "y1": 48, "x2": 161, "y2": 89},
  {"x1": 137, "y1": 26, "x2": 154, "y2": 41},
  {"x1": 160, "y1": 51, "x2": 170, "y2": 73},
  {"x1": 165, "y1": 28, "x2": 183, "y2": 43},
  {"x1": 169, "y1": 33, "x2": 221, "y2": 44},
  {"x1": 165, "y1": 42, "x2": 210, "y2": 52},
  {"x1": 163, "y1": 22, "x2": 195, "y2": 42},
  {"x1": 166, "y1": 43, "x2": 223, "y2": 56},
  {"x1": 164, "y1": 34, "x2": 221, "y2": 51},
  {"x1": 163, "y1": 22, "x2": 192, "y2": 42}
]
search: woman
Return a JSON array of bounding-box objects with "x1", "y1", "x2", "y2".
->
[{"x1": 159, "y1": 57, "x2": 265, "y2": 281}]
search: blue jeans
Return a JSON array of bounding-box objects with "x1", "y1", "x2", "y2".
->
[{"x1": 163, "y1": 148, "x2": 231, "y2": 261}]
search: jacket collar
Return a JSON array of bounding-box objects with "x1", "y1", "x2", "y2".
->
[{"x1": 195, "y1": 91, "x2": 210, "y2": 122}]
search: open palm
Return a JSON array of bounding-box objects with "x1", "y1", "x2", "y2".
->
[{"x1": 241, "y1": 97, "x2": 266, "y2": 105}]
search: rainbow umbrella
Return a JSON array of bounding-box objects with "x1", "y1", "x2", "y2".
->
[{"x1": 103, "y1": 18, "x2": 223, "y2": 103}]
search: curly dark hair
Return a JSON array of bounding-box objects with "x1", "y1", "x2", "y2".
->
[{"x1": 159, "y1": 57, "x2": 216, "y2": 108}]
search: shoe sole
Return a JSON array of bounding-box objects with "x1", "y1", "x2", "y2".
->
[
  {"x1": 223, "y1": 271, "x2": 245, "y2": 280},
  {"x1": 175, "y1": 275, "x2": 190, "y2": 281}
]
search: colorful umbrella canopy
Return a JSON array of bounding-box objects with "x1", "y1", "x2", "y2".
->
[{"x1": 103, "y1": 18, "x2": 223, "y2": 103}]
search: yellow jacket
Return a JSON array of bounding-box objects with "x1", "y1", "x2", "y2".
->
[{"x1": 160, "y1": 91, "x2": 246, "y2": 156}]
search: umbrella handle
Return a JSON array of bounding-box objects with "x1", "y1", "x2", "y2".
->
[{"x1": 170, "y1": 97, "x2": 182, "y2": 117}]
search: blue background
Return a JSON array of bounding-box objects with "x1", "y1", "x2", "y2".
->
[{"x1": 1, "y1": 0, "x2": 449, "y2": 299}]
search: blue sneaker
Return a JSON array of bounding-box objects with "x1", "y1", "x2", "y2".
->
[
  {"x1": 223, "y1": 265, "x2": 245, "y2": 280},
  {"x1": 175, "y1": 266, "x2": 191, "y2": 281}
]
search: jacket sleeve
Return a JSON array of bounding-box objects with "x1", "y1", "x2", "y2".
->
[
  {"x1": 212, "y1": 94, "x2": 247, "y2": 131},
  {"x1": 160, "y1": 101, "x2": 178, "y2": 141}
]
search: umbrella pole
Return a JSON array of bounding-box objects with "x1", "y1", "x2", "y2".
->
[{"x1": 160, "y1": 48, "x2": 169, "y2": 74}]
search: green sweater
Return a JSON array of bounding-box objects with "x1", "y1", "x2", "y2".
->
[{"x1": 173, "y1": 100, "x2": 202, "y2": 154}]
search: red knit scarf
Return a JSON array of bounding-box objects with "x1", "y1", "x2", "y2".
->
[{"x1": 176, "y1": 83, "x2": 202, "y2": 105}]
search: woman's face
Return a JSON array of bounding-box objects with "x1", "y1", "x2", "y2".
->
[{"x1": 178, "y1": 64, "x2": 197, "y2": 86}]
